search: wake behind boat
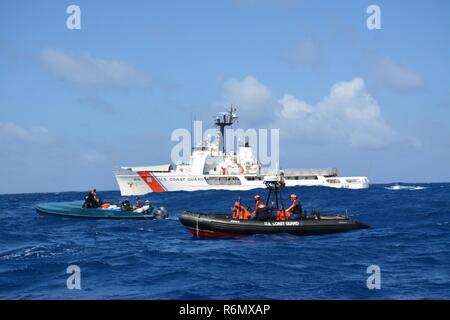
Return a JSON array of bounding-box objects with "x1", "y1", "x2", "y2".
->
[
  {"x1": 113, "y1": 108, "x2": 369, "y2": 196},
  {"x1": 179, "y1": 176, "x2": 369, "y2": 238},
  {"x1": 384, "y1": 183, "x2": 427, "y2": 191}
]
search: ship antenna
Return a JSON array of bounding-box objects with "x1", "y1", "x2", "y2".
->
[
  {"x1": 215, "y1": 105, "x2": 238, "y2": 153},
  {"x1": 190, "y1": 112, "x2": 193, "y2": 152}
]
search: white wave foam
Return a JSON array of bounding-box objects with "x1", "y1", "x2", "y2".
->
[
  {"x1": 0, "y1": 244, "x2": 77, "y2": 261},
  {"x1": 385, "y1": 185, "x2": 427, "y2": 191}
]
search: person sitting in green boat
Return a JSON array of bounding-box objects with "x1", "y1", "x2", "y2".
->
[{"x1": 82, "y1": 189, "x2": 101, "y2": 208}]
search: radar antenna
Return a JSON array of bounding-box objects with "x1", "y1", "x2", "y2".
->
[{"x1": 215, "y1": 105, "x2": 238, "y2": 153}]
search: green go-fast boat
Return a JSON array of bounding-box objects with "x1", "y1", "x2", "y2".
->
[{"x1": 36, "y1": 200, "x2": 168, "y2": 220}]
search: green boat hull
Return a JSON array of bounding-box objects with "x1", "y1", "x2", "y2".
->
[{"x1": 36, "y1": 201, "x2": 167, "y2": 219}]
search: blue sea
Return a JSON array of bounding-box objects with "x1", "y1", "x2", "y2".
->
[{"x1": 1, "y1": 184, "x2": 449, "y2": 300}]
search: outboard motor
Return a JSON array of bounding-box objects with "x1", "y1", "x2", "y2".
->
[{"x1": 153, "y1": 207, "x2": 169, "y2": 219}]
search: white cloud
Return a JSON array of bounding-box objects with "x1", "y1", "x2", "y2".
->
[
  {"x1": 284, "y1": 40, "x2": 321, "y2": 67},
  {"x1": 220, "y1": 76, "x2": 401, "y2": 148},
  {"x1": 0, "y1": 123, "x2": 51, "y2": 144},
  {"x1": 280, "y1": 78, "x2": 398, "y2": 148},
  {"x1": 374, "y1": 58, "x2": 424, "y2": 91},
  {"x1": 40, "y1": 48, "x2": 151, "y2": 89},
  {"x1": 223, "y1": 75, "x2": 272, "y2": 107},
  {"x1": 222, "y1": 75, "x2": 275, "y2": 125},
  {"x1": 279, "y1": 94, "x2": 312, "y2": 118}
]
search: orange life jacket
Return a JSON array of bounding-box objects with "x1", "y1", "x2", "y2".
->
[
  {"x1": 232, "y1": 203, "x2": 252, "y2": 220},
  {"x1": 276, "y1": 210, "x2": 291, "y2": 221},
  {"x1": 240, "y1": 207, "x2": 252, "y2": 220}
]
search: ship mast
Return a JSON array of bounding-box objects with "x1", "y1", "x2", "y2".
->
[{"x1": 215, "y1": 106, "x2": 238, "y2": 153}]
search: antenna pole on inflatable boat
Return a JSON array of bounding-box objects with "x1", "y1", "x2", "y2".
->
[
  {"x1": 274, "y1": 185, "x2": 279, "y2": 209},
  {"x1": 265, "y1": 185, "x2": 271, "y2": 208},
  {"x1": 279, "y1": 185, "x2": 286, "y2": 222}
]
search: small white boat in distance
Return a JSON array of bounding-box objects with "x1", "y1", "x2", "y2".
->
[{"x1": 113, "y1": 108, "x2": 369, "y2": 195}]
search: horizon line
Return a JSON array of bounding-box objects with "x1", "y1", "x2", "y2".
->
[{"x1": 1, "y1": 181, "x2": 449, "y2": 196}]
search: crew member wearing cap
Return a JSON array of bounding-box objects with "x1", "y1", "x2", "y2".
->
[
  {"x1": 286, "y1": 194, "x2": 303, "y2": 219},
  {"x1": 254, "y1": 195, "x2": 266, "y2": 209}
]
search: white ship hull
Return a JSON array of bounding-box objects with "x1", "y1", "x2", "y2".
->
[
  {"x1": 113, "y1": 108, "x2": 369, "y2": 196},
  {"x1": 113, "y1": 169, "x2": 369, "y2": 196}
]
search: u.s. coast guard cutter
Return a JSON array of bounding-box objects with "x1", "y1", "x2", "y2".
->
[{"x1": 113, "y1": 108, "x2": 369, "y2": 195}]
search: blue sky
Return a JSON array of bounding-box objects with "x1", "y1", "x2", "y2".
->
[{"x1": 1, "y1": 0, "x2": 449, "y2": 193}]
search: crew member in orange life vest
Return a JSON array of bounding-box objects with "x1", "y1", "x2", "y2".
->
[
  {"x1": 232, "y1": 201, "x2": 252, "y2": 220},
  {"x1": 286, "y1": 194, "x2": 303, "y2": 220}
]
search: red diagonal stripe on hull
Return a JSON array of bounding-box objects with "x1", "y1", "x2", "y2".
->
[{"x1": 137, "y1": 171, "x2": 165, "y2": 192}]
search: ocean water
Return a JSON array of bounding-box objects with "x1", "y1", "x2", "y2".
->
[{"x1": 0, "y1": 183, "x2": 449, "y2": 300}]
